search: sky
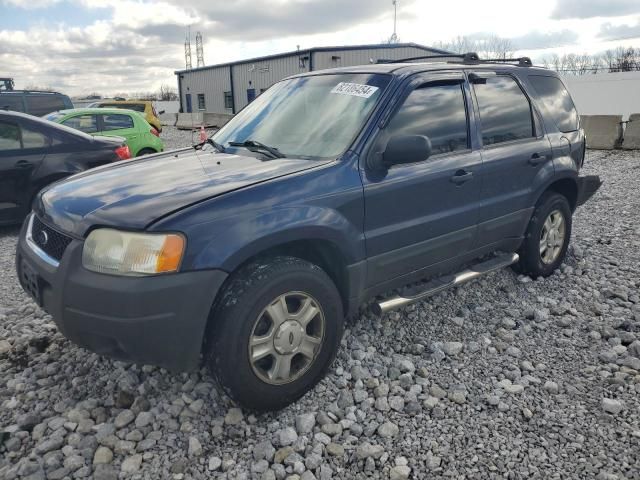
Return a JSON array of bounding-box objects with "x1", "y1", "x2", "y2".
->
[{"x1": 1, "y1": 0, "x2": 639, "y2": 96}]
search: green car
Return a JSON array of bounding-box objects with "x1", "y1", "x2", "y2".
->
[{"x1": 45, "y1": 108, "x2": 164, "y2": 157}]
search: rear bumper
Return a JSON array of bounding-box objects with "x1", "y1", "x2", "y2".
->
[
  {"x1": 16, "y1": 217, "x2": 227, "y2": 371},
  {"x1": 576, "y1": 175, "x2": 602, "y2": 207}
]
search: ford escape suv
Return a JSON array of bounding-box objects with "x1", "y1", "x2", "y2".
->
[{"x1": 16, "y1": 53, "x2": 601, "y2": 411}]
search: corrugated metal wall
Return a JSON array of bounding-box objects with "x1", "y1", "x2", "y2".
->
[
  {"x1": 179, "y1": 66, "x2": 230, "y2": 114},
  {"x1": 178, "y1": 46, "x2": 445, "y2": 114},
  {"x1": 231, "y1": 55, "x2": 307, "y2": 112},
  {"x1": 313, "y1": 46, "x2": 431, "y2": 70}
]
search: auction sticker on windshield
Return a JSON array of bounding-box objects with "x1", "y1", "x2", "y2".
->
[{"x1": 330, "y1": 82, "x2": 379, "y2": 98}]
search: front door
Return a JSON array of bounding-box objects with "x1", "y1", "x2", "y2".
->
[
  {"x1": 0, "y1": 119, "x2": 48, "y2": 223},
  {"x1": 469, "y1": 72, "x2": 553, "y2": 246},
  {"x1": 362, "y1": 73, "x2": 483, "y2": 287},
  {"x1": 185, "y1": 94, "x2": 192, "y2": 113}
]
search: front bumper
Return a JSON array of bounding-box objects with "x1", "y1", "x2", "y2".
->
[
  {"x1": 576, "y1": 175, "x2": 602, "y2": 207},
  {"x1": 16, "y1": 216, "x2": 227, "y2": 371}
]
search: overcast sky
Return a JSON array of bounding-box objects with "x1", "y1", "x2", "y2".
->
[{"x1": 1, "y1": 0, "x2": 639, "y2": 96}]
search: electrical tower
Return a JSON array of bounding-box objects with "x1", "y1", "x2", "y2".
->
[
  {"x1": 184, "y1": 27, "x2": 192, "y2": 70},
  {"x1": 388, "y1": 0, "x2": 399, "y2": 44},
  {"x1": 196, "y1": 32, "x2": 205, "y2": 68}
]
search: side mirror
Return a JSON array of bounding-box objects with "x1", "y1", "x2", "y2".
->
[
  {"x1": 376, "y1": 134, "x2": 431, "y2": 169},
  {"x1": 158, "y1": 110, "x2": 166, "y2": 115}
]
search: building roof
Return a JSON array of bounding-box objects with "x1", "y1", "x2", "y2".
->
[{"x1": 175, "y1": 42, "x2": 451, "y2": 75}]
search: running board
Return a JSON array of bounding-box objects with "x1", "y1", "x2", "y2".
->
[{"x1": 373, "y1": 253, "x2": 519, "y2": 315}]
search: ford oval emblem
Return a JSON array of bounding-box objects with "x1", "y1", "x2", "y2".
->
[{"x1": 38, "y1": 230, "x2": 49, "y2": 246}]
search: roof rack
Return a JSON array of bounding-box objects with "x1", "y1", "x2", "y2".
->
[{"x1": 376, "y1": 52, "x2": 533, "y2": 67}]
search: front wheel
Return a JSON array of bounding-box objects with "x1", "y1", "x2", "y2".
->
[
  {"x1": 516, "y1": 192, "x2": 572, "y2": 278},
  {"x1": 206, "y1": 257, "x2": 344, "y2": 411}
]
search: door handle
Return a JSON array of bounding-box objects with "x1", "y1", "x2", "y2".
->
[
  {"x1": 528, "y1": 153, "x2": 547, "y2": 166},
  {"x1": 451, "y1": 170, "x2": 473, "y2": 185},
  {"x1": 14, "y1": 160, "x2": 32, "y2": 169}
]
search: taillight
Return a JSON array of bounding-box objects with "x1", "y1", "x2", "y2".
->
[
  {"x1": 150, "y1": 128, "x2": 159, "y2": 137},
  {"x1": 115, "y1": 145, "x2": 131, "y2": 160}
]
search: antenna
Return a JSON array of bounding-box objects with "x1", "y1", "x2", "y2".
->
[
  {"x1": 196, "y1": 31, "x2": 204, "y2": 68},
  {"x1": 184, "y1": 27, "x2": 192, "y2": 70}
]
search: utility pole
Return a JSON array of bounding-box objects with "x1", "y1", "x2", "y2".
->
[
  {"x1": 196, "y1": 31, "x2": 205, "y2": 68},
  {"x1": 184, "y1": 27, "x2": 192, "y2": 70}
]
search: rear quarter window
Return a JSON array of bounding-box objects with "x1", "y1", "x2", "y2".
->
[
  {"x1": 528, "y1": 75, "x2": 579, "y2": 133},
  {"x1": 0, "y1": 95, "x2": 25, "y2": 112},
  {"x1": 25, "y1": 94, "x2": 67, "y2": 116}
]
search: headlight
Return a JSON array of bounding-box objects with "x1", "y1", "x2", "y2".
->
[{"x1": 82, "y1": 229, "x2": 185, "y2": 276}]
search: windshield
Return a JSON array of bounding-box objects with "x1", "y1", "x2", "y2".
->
[{"x1": 213, "y1": 73, "x2": 391, "y2": 159}]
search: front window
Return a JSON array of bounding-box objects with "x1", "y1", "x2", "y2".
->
[{"x1": 213, "y1": 73, "x2": 391, "y2": 159}]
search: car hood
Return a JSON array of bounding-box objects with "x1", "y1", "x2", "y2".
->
[{"x1": 36, "y1": 148, "x2": 332, "y2": 237}]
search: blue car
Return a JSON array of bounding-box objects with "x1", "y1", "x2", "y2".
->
[{"x1": 16, "y1": 53, "x2": 601, "y2": 410}]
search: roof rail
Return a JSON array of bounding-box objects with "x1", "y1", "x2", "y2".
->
[{"x1": 376, "y1": 52, "x2": 533, "y2": 67}]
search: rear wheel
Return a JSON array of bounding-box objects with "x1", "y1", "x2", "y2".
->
[
  {"x1": 206, "y1": 256, "x2": 344, "y2": 411},
  {"x1": 516, "y1": 192, "x2": 572, "y2": 278}
]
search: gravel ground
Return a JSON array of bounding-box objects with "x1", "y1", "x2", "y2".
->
[{"x1": 1, "y1": 147, "x2": 639, "y2": 480}]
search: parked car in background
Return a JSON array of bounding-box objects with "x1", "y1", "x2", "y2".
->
[
  {"x1": 89, "y1": 100, "x2": 163, "y2": 133},
  {"x1": 46, "y1": 108, "x2": 164, "y2": 157},
  {"x1": 16, "y1": 55, "x2": 601, "y2": 411},
  {"x1": 0, "y1": 111, "x2": 130, "y2": 225},
  {"x1": 0, "y1": 90, "x2": 73, "y2": 116}
]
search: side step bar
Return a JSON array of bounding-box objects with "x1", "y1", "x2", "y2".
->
[{"x1": 373, "y1": 253, "x2": 519, "y2": 315}]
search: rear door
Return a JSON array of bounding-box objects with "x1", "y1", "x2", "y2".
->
[
  {"x1": 469, "y1": 71, "x2": 553, "y2": 247},
  {"x1": 0, "y1": 119, "x2": 49, "y2": 222},
  {"x1": 99, "y1": 113, "x2": 138, "y2": 152},
  {"x1": 362, "y1": 72, "x2": 483, "y2": 287}
]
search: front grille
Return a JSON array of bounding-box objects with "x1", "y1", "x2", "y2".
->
[{"x1": 31, "y1": 216, "x2": 73, "y2": 262}]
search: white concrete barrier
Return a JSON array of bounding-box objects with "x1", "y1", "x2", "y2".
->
[
  {"x1": 176, "y1": 112, "x2": 204, "y2": 130},
  {"x1": 622, "y1": 114, "x2": 640, "y2": 150},
  {"x1": 581, "y1": 115, "x2": 623, "y2": 150},
  {"x1": 203, "y1": 113, "x2": 233, "y2": 128},
  {"x1": 159, "y1": 113, "x2": 177, "y2": 126}
]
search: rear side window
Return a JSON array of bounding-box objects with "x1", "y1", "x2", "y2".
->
[
  {"x1": 386, "y1": 82, "x2": 469, "y2": 156},
  {"x1": 63, "y1": 114, "x2": 98, "y2": 133},
  {"x1": 0, "y1": 95, "x2": 25, "y2": 112},
  {"x1": 25, "y1": 95, "x2": 66, "y2": 116},
  {"x1": 102, "y1": 114, "x2": 134, "y2": 131},
  {"x1": 21, "y1": 126, "x2": 48, "y2": 148},
  {"x1": 473, "y1": 76, "x2": 534, "y2": 146},
  {"x1": 529, "y1": 75, "x2": 579, "y2": 132},
  {"x1": 0, "y1": 121, "x2": 21, "y2": 150}
]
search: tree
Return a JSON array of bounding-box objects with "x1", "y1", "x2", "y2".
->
[
  {"x1": 158, "y1": 84, "x2": 178, "y2": 101},
  {"x1": 434, "y1": 35, "x2": 514, "y2": 59},
  {"x1": 23, "y1": 84, "x2": 55, "y2": 92}
]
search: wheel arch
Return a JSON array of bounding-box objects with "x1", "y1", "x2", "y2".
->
[
  {"x1": 538, "y1": 176, "x2": 578, "y2": 212},
  {"x1": 221, "y1": 237, "x2": 352, "y2": 315}
]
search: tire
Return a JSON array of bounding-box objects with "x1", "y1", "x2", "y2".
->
[
  {"x1": 516, "y1": 192, "x2": 572, "y2": 278},
  {"x1": 136, "y1": 148, "x2": 157, "y2": 157},
  {"x1": 206, "y1": 256, "x2": 344, "y2": 411}
]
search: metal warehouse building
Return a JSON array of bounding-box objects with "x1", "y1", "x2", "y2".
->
[{"x1": 175, "y1": 43, "x2": 450, "y2": 115}]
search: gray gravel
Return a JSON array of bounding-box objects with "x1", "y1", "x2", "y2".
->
[{"x1": 1, "y1": 147, "x2": 640, "y2": 479}]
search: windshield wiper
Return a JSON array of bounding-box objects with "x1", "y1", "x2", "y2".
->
[
  {"x1": 228, "y1": 139, "x2": 285, "y2": 159},
  {"x1": 194, "y1": 138, "x2": 226, "y2": 153}
]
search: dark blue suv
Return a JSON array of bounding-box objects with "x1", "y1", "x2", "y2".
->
[{"x1": 16, "y1": 54, "x2": 601, "y2": 410}]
